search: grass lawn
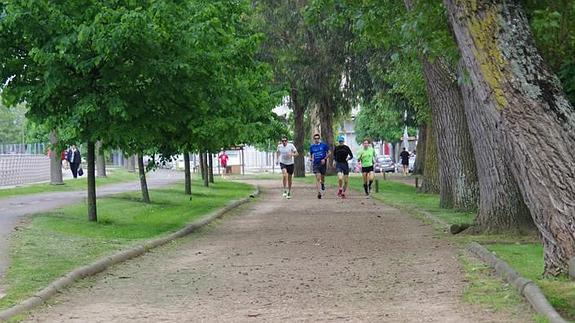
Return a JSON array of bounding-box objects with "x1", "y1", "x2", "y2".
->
[
  {"x1": 298, "y1": 173, "x2": 574, "y2": 321},
  {"x1": 299, "y1": 174, "x2": 475, "y2": 226},
  {"x1": 0, "y1": 168, "x2": 139, "y2": 199},
  {"x1": 486, "y1": 244, "x2": 575, "y2": 320},
  {"x1": 0, "y1": 179, "x2": 253, "y2": 313}
]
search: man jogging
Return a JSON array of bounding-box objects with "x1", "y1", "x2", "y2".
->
[
  {"x1": 333, "y1": 135, "x2": 353, "y2": 198},
  {"x1": 276, "y1": 136, "x2": 298, "y2": 199},
  {"x1": 309, "y1": 133, "x2": 330, "y2": 199},
  {"x1": 357, "y1": 139, "x2": 376, "y2": 196},
  {"x1": 400, "y1": 147, "x2": 410, "y2": 176}
]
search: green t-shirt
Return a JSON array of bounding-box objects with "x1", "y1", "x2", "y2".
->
[{"x1": 357, "y1": 146, "x2": 376, "y2": 167}]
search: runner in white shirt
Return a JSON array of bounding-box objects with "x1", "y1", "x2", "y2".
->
[{"x1": 276, "y1": 136, "x2": 298, "y2": 199}]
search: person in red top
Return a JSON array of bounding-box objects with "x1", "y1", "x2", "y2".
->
[{"x1": 218, "y1": 151, "x2": 229, "y2": 178}]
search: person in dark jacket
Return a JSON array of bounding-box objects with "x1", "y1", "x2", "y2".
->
[
  {"x1": 66, "y1": 145, "x2": 81, "y2": 178},
  {"x1": 332, "y1": 135, "x2": 353, "y2": 198}
]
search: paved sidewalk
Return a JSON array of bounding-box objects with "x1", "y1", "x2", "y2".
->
[
  {"x1": 26, "y1": 180, "x2": 530, "y2": 322},
  {"x1": 0, "y1": 170, "x2": 183, "y2": 281}
]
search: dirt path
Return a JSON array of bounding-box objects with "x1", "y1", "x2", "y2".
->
[
  {"x1": 0, "y1": 170, "x2": 183, "y2": 280},
  {"x1": 25, "y1": 180, "x2": 528, "y2": 322}
]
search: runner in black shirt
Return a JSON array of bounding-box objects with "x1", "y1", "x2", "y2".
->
[
  {"x1": 333, "y1": 135, "x2": 353, "y2": 198},
  {"x1": 400, "y1": 147, "x2": 410, "y2": 176}
]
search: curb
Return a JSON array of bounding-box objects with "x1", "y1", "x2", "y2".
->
[
  {"x1": 0, "y1": 187, "x2": 260, "y2": 322},
  {"x1": 467, "y1": 242, "x2": 567, "y2": 323}
]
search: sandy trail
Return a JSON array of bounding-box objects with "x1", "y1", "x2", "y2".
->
[{"x1": 25, "y1": 180, "x2": 528, "y2": 322}]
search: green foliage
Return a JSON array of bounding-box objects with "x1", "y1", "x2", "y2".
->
[
  {"x1": 354, "y1": 94, "x2": 418, "y2": 143},
  {"x1": 524, "y1": 1, "x2": 575, "y2": 105},
  {"x1": 0, "y1": 100, "x2": 26, "y2": 144}
]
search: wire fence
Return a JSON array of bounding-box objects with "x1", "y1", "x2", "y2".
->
[
  {"x1": 0, "y1": 143, "x2": 47, "y2": 155},
  {"x1": 0, "y1": 154, "x2": 50, "y2": 187}
]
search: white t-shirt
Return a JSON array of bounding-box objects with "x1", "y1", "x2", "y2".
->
[{"x1": 277, "y1": 143, "x2": 297, "y2": 165}]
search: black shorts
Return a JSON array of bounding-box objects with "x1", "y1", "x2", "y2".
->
[
  {"x1": 313, "y1": 163, "x2": 327, "y2": 175},
  {"x1": 335, "y1": 162, "x2": 349, "y2": 175},
  {"x1": 280, "y1": 163, "x2": 294, "y2": 175},
  {"x1": 362, "y1": 166, "x2": 374, "y2": 173}
]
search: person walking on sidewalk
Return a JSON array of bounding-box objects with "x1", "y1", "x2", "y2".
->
[
  {"x1": 357, "y1": 139, "x2": 376, "y2": 196},
  {"x1": 66, "y1": 145, "x2": 82, "y2": 178},
  {"x1": 276, "y1": 136, "x2": 298, "y2": 199},
  {"x1": 333, "y1": 135, "x2": 353, "y2": 198},
  {"x1": 309, "y1": 133, "x2": 330, "y2": 199}
]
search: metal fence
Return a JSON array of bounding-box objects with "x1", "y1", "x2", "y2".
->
[
  {"x1": 0, "y1": 143, "x2": 47, "y2": 155},
  {"x1": 0, "y1": 154, "x2": 50, "y2": 187}
]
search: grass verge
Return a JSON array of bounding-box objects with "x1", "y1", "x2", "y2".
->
[
  {"x1": 0, "y1": 179, "x2": 253, "y2": 313},
  {"x1": 0, "y1": 168, "x2": 139, "y2": 199},
  {"x1": 297, "y1": 174, "x2": 574, "y2": 321},
  {"x1": 486, "y1": 244, "x2": 575, "y2": 320}
]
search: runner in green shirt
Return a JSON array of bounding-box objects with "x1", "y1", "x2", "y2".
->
[{"x1": 357, "y1": 139, "x2": 376, "y2": 196}]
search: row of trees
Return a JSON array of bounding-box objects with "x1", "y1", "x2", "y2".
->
[
  {"x1": 257, "y1": 0, "x2": 574, "y2": 276},
  {"x1": 0, "y1": 1, "x2": 284, "y2": 220}
]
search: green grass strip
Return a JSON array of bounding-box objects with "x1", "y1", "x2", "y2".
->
[
  {"x1": 0, "y1": 168, "x2": 139, "y2": 199},
  {"x1": 0, "y1": 179, "x2": 253, "y2": 311},
  {"x1": 486, "y1": 244, "x2": 575, "y2": 320}
]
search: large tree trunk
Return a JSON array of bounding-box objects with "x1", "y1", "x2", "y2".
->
[
  {"x1": 421, "y1": 59, "x2": 479, "y2": 211},
  {"x1": 458, "y1": 61, "x2": 534, "y2": 234},
  {"x1": 318, "y1": 97, "x2": 335, "y2": 175},
  {"x1": 445, "y1": 0, "x2": 575, "y2": 275},
  {"x1": 291, "y1": 84, "x2": 306, "y2": 177},
  {"x1": 419, "y1": 121, "x2": 440, "y2": 194},
  {"x1": 49, "y1": 130, "x2": 63, "y2": 185},
  {"x1": 184, "y1": 152, "x2": 192, "y2": 195},
  {"x1": 404, "y1": 0, "x2": 479, "y2": 211},
  {"x1": 208, "y1": 153, "x2": 214, "y2": 184},
  {"x1": 413, "y1": 123, "x2": 427, "y2": 176},
  {"x1": 87, "y1": 141, "x2": 97, "y2": 222},
  {"x1": 95, "y1": 140, "x2": 107, "y2": 178},
  {"x1": 137, "y1": 153, "x2": 150, "y2": 203}
]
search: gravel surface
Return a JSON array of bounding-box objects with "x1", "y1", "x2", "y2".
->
[{"x1": 25, "y1": 180, "x2": 530, "y2": 322}]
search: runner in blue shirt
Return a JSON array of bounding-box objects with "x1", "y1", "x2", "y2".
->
[{"x1": 309, "y1": 133, "x2": 331, "y2": 199}]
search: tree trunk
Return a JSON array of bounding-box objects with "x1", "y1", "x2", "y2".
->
[
  {"x1": 208, "y1": 153, "x2": 214, "y2": 184},
  {"x1": 291, "y1": 84, "x2": 306, "y2": 177},
  {"x1": 421, "y1": 59, "x2": 479, "y2": 211},
  {"x1": 202, "y1": 152, "x2": 209, "y2": 187},
  {"x1": 87, "y1": 141, "x2": 97, "y2": 222},
  {"x1": 199, "y1": 152, "x2": 206, "y2": 180},
  {"x1": 95, "y1": 140, "x2": 107, "y2": 178},
  {"x1": 404, "y1": 0, "x2": 479, "y2": 211},
  {"x1": 49, "y1": 130, "x2": 63, "y2": 185},
  {"x1": 413, "y1": 123, "x2": 427, "y2": 176},
  {"x1": 125, "y1": 155, "x2": 136, "y2": 173},
  {"x1": 445, "y1": 0, "x2": 575, "y2": 275},
  {"x1": 318, "y1": 97, "x2": 335, "y2": 175},
  {"x1": 184, "y1": 152, "x2": 192, "y2": 195},
  {"x1": 458, "y1": 61, "x2": 534, "y2": 234},
  {"x1": 419, "y1": 121, "x2": 440, "y2": 194},
  {"x1": 137, "y1": 153, "x2": 150, "y2": 203}
]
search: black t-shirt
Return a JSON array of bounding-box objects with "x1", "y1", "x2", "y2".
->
[
  {"x1": 400, "y1": 151, "x2": 410, "y2": 165},
  {"x1": 333, "y1": 145, "x2": 353, "y2": 163}
]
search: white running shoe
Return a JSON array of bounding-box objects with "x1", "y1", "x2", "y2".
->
[
  {"x1": 282, "y1": 191, "x2": 288, "y2": 198},
  {"x1": 286, "y1": 192, "x2": 292, "y2": 199}
]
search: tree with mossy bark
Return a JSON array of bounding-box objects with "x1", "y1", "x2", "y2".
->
[{"x1": 444, "y1": 0, "x2": 575, "y2": 276}]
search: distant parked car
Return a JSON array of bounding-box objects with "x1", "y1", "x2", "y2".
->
[{"x1": 374, "y1": 156, "x2": 396, "y2": 173}]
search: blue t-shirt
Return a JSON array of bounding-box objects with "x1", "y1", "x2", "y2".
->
[{"x1": 309, "y1": 142, "x2": 330, "y2": 164}]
